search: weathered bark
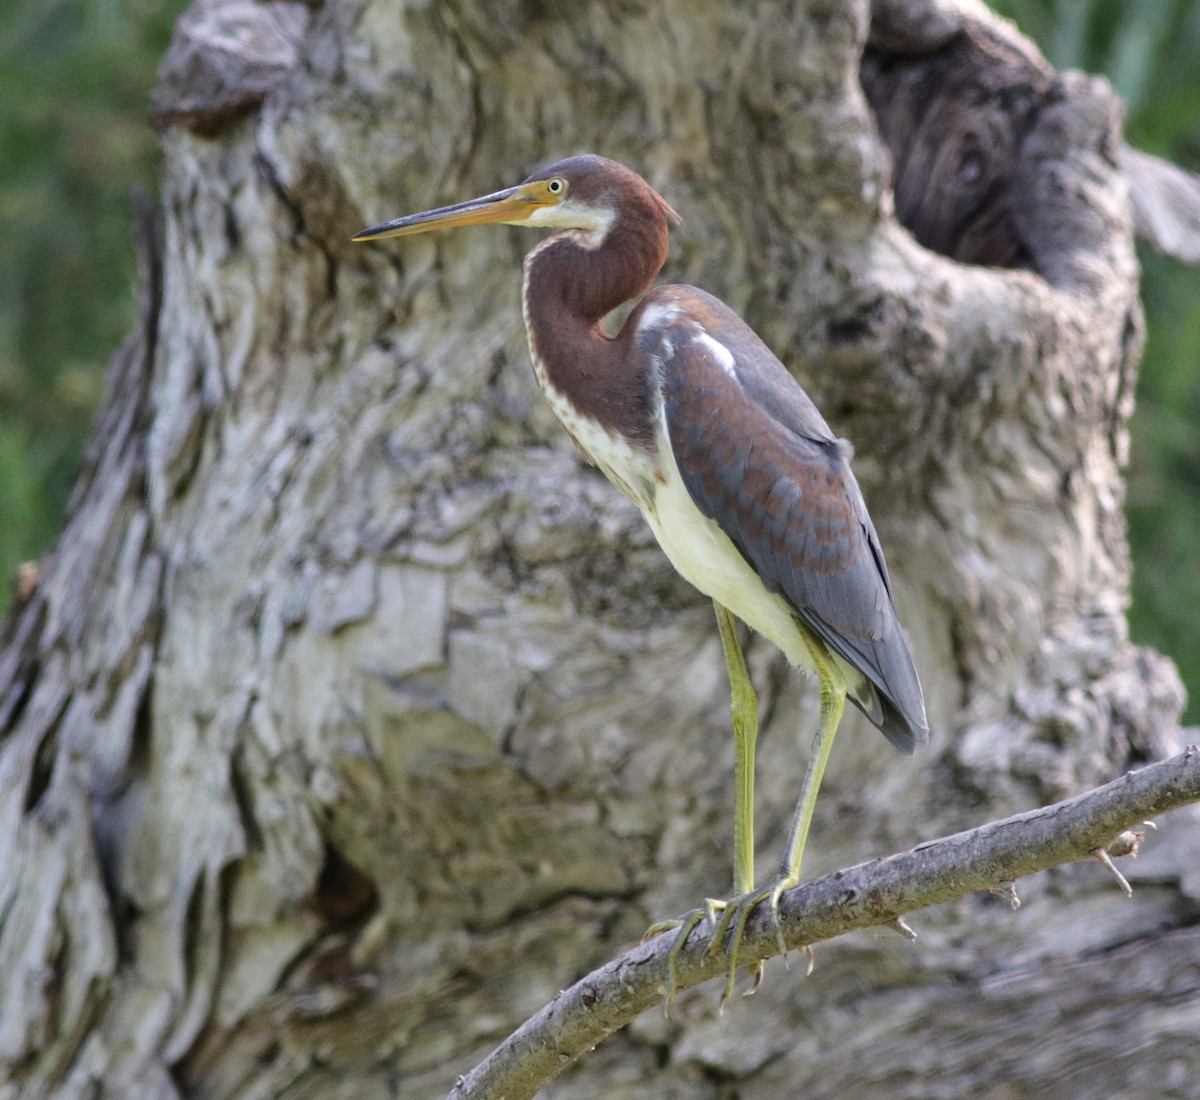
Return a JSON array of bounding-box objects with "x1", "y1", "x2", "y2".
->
[
  {"x1": 457, "y1": 750, "x2": 1200, "y2": 1100},
  {"x1": 1, "y1": 1, "x2": 1197, "y2": 1098}
]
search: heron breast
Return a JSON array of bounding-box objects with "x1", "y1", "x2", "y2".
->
[{"x1": 529, "y1": 348, "x2": 659, "y2": 510}]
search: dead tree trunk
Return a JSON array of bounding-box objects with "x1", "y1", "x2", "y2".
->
[{"x1": 1, "y1": 0, "x2": 1196, "y2": 1097}]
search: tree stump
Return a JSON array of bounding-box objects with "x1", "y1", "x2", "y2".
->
[{"x1": 1, "y1": 1, "x2": 1195, "y2": 1097}]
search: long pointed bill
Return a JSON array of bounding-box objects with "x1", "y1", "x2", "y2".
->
[{"x1": 352, "y1": 184, "x2": 545, "y2": 242}]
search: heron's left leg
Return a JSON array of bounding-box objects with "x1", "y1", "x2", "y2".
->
[
  {"x1": 644, "y1": 601, "x2": 761, "y2": 1002},
  {"x1": 707, "y1": 627, "x2": 846, "y2": 1002}
]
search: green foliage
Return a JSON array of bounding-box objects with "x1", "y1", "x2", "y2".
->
[
  {"x1": 1129, "y1": 254, "x2": 1200, "y2": 724},
  {"x1": 992, "y1": 0, "x2": 1200, "y2": 722},
  {"x1": 0, "y1": 0, "x2": 183, "y2": 607}
]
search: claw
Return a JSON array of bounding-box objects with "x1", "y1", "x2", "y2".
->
[
  {"x1": 705, "y1": 871, "x2": 797, "y2": 1003},
  {"x1": 647, "y1": 872, "x2": 798, "y2": 1011},
  {"x1": 744, "y1": 960, "x2": 765, "y2": 996}
]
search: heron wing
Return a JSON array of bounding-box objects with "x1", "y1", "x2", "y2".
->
[{"x1": 655, "y1": 296, "x2": 927, "y2": 750}]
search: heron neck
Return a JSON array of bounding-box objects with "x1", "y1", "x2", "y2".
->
[
  {"x1": 521, "y1": 216, "x2": 667, "y2": 451},
  {"x1": 525, "y1": 204, "x2": 668, "y2": 323}
]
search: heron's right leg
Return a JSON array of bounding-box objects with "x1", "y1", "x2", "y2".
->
[
  {"x1": 644, "y1": 601, "x2": 760, "y2": 1003},
  {"x1": 716, "y1": 600, "x2": 759, "y2": 901}
]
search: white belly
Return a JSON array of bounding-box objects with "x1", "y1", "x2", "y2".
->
[
  {"x1": 644, "y1": 438, "x2": 816, "y2": 674},
  {"x1": 525, "y1": 336, "x2": 829, "y2": 685}
]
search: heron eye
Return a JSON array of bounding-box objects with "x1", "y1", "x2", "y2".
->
[{"x1": 546, "y1": 178, "x2": 567, "y2": 196}]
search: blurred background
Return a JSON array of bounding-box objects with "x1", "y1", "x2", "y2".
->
[
  {"x1": 0, "y1": 0, "x2": 184, "y2": 584},
  {"x1": 1, "y1": 0, "x2": 1197, "y2": 723}
]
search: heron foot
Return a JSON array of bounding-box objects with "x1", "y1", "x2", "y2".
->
[
  {"x1": 707, "y1": 871, "x2": 797, "y2": 1006},
  {"x1": 643, "y1": 898, "x2": 730, "y2": 1012},
  {"x1": 644, "y1": 872, "x2": 802, "y2": 1010}
]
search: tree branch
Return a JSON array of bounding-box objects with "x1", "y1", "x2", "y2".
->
[{"x1": 447, "y1": 747, "x2": 1200, "y2": 1100}]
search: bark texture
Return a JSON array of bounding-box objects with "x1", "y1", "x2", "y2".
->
[
  {"x1": 1, "y1": 0, "x2": 1196, "y2": 1098},
  {"x1": 455, "y1": 750, "x2": 1200, "y2": 1100}
]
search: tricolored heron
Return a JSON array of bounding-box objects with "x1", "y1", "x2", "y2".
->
[{"x1": 354, "y1": 155, "x2": 928, "y2": 1003}]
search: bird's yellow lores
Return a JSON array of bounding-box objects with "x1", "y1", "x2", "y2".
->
[{"x1": 355, "y1": 155, "x2": 928, "y2": 1004}]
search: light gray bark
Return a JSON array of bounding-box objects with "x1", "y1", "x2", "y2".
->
[
  {"x1": 457, "y1": 750, "x2": 1200, "y2": 1100},
  {"x1": 1, "y1": 1, "x2": 1196, "y2": 1098}
]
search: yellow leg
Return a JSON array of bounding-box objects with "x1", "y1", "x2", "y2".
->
[
  {"x1": 716, "y1": 602, "x2": 758, "y2": 900},
  {"x1": 644, "y1": 601, "x2": 760, "y2": 1003},
  {"x1": 707, "y1": 627, "x2": 845, "y2": 1003},
  {"x1": 646, "y1": 618, "x2": 846, "y2": 1007}
]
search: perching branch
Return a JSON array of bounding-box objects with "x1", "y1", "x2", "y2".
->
[{"x1": 448, "y1": 747, "x2": 1200, "y2": 1100}]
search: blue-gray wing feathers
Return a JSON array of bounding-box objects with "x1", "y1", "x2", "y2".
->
[{"x1": 648, "y1": 287, "x2": 928, "y2": 752}]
